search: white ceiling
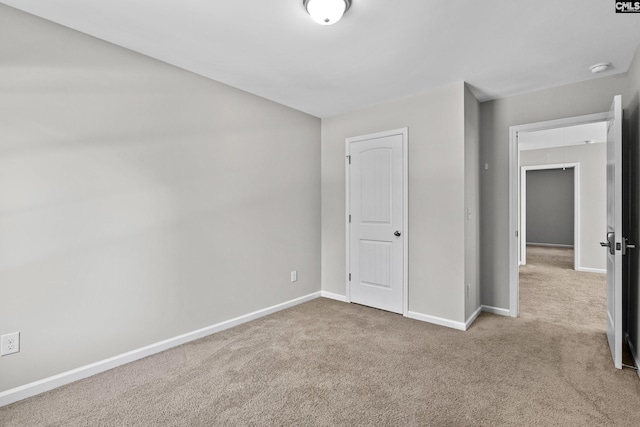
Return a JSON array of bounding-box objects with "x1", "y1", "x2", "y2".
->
[
  {"x1": 2, "y1": 0, "x2": 640, "y2": 118},
  {"x1": 518, "y1": 122, "x2": 608, "y2": 151}
]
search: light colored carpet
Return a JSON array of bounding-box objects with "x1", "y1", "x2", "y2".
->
[
  {"x1": 2, "y1": 259, "x2": 640, "y2": 425},
  {"x1": 519, "y1": 245, "x2": 606, "y2": 331}
]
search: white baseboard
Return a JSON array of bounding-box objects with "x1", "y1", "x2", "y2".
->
[
  {"x1": 527, "y1": 243, "x2": 574, "y2": 248},
  {"x1": 320, "y1": 291, "x2": 348, "y2": 302},
  {"x1": 576, "y1": 267, "x2": 606, "y2": 274},
  {"x1": 465, "y1": 306, "x2": 482, "y2": 330},
  {"x1": 321, "y1": 296, "x2": 477, "y2": 331},
  {"x1": 0, "y1": 291, "x2": 322, "y2": 408},
  {"x1": 625, "y1": 333, "x2": 640, "y2": 379},
  {"x1": 481, "y1": 305, "x2": 511, "y2": 317},
  {"x1": 407, "y1": 311, "x2": 466, "y2": 331}
]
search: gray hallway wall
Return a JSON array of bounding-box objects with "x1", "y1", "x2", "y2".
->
[
  {"x1": 520, "y1": 143, "x2": 607, "y2": 271},
  {"x1": 525, "y1": 168, "x2": 574, "y2": 246}
]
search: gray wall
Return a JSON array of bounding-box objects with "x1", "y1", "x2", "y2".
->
[
  {"x1": 464, "y1": 86, "x2": 481, "y2": 320},
  {"x1": 480, "y1": 74, "x2": 629, "y2": 310},
  {"x1": 521, "y1": 143, "x2": 607, "y2": 271},
  {"x1": 321, "y1": 83, "x2": 480, "y2": 324},
  {"x1": 525, "y1": 168, "x2": 574, "y2": 246},
  {"x1": 626, "y1": 45, "x2": 640, "y2": 367},
  {"x1": 0, "y1": 5, "x2": 321, "y2": 392}
]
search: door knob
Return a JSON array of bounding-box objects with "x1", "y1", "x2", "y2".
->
[
  {"x1": 394, "y1": 231, "x2": 401, "y2": 237},
  {"x1": 601, "y1": 232, "x2": 615, "y2": 255}
]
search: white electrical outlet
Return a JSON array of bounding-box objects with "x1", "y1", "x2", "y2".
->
[
  {"x1": 291, "y1": 271, "x2": 298, "y2": 282},
  {"x1": 1, "y1": 332, "x2": 20, "y2": 356},
  {"x1": 466, "y1": 284, "x2": 471, "y2": 298}
]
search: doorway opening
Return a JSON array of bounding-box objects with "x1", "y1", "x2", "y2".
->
[
  {"x1": 520, "y1": 164, "x2": 580, "y2": 270},
  {"x1": 508, "y1": 113, "x2": 609, "y2": 320}
]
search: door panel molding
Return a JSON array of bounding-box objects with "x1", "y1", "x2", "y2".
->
[{"x1": 346, "y1": 128, "x2": 408, "y2": 316}]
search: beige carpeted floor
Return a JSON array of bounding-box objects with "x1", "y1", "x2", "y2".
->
[
  {"x1": 519, "y1": 245, "x2": 606, "y2": 331},
  {"x1": 2, "y1": 247, "x2": 640, "y2": 426}
]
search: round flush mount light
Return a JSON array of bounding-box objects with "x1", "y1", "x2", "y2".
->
[
  {"x1": 304, "y1": 0, "x2": 351, "y2": 25},
  {"x1": 589, "y1": 62, "x2": 611, "y2": 74}
]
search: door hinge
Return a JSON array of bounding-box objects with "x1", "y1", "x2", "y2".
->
[
  {"x1": 515, "y1": 230, "x2": 519, "y2": 237},
  {"x1": 349, "y1": 214, "x2": 351, "y2": 223},
  {"x1": 346, "y1": 155, "x2": 351, "y2": 164},
  {"x1": 349, "y1": 273, "x2": 351, "y2": 281}
]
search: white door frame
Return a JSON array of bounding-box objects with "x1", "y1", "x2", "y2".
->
[
  {"x1": 345, "y1": 127, "x2": 409, "y2": 316},
  {"x1": 509, "y1": 112, "x2": 608, "y2": 317},
  {"x1": 520, "y1": 163, "x2": 580, "y2": 270}
]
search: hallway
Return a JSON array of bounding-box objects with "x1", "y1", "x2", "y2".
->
[{"x1": 519, "y1": 245, "x2": 606, "y2": 331}]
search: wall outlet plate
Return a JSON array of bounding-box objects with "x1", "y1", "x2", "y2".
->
[
  {"x1": 290, "y1": 271, "x2": 298, "y2": 282},
  {"x1": 1, "y1": 332, "x2": 20, "y2": 356}
]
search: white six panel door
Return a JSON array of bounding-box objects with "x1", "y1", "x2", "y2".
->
[{"x1": 348, "y1": 132, "x2": 404, "y2": 314}]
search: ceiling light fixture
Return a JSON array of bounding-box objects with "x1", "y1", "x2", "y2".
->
[
  {"x1": 304, "y1": 0, "x2": 351, "y2": 25},
  {"x1": 589, "y1": 62, "x2": 611, "y2": 74}
]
